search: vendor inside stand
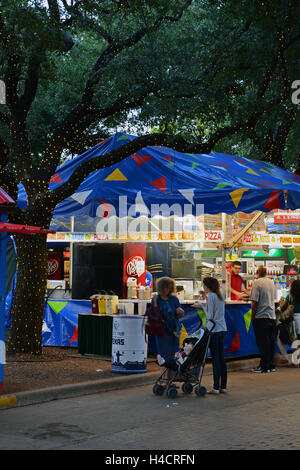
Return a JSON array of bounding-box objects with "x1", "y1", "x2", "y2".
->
[{"x1": 229, "y1": 261, "x2": 251, "y2": 300}]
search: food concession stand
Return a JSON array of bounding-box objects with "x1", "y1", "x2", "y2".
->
[{"x1": 13, "y1": 133, "x2": 300, "y2": 369}]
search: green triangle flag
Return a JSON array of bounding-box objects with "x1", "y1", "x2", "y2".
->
[
  {"x1": 244, "y1": 308, "x2": 252, "y2": 332},
  {"x1": 47, "y1": 301, "x2": 68, "y2": 315},
  {"x1": 191, "y1": 162, "x2": 200, "y2": 170},
  {"x1": 213, "y1": 182, "x2": 233, "y2": 190},
  {"x1": 197, "y1": 308, "x2": 206, "y2": 328}
]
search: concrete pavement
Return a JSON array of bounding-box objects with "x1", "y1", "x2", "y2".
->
[
  {"x1": 1, "y1": 367, "x2": 300, "y2": 450},
  {"x1": 0, "y1": 356, "x2": 273, "y2": 410}
]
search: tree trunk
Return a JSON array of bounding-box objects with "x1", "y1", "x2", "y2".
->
[{"x1": 7, "y1": 233, "x2": 48, "y2": 355}]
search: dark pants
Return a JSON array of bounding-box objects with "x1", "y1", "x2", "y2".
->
[
  {"x1": 209, "y1": 331, "x2": 227, "y2": 390},
  {"x1": 253, "y1": 318, "x2": 276, "y2": 371}
]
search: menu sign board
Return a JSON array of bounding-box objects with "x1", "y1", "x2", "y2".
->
[{"x1": 274, "y1": 209, "x2": 300, "y2": 224}]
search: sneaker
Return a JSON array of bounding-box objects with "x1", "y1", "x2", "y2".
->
[
  {"x1": 207, "y1": 389, "x2": 220, "y2": 395},
  {"x1": 251, "y1": 366, "x2": 270, "y2": 373},
  {"x1": 220, "y1": 388, "x2": 227, "y2": 393},
  {"x1": 270, "y1": 368, "x2": 276, "y2": 372}
]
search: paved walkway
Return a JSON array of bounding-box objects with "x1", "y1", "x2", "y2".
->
[
  {"x1": 0, "y1": 356, "x2": 261, "y2": 409},
  {"x1": 1, "y1": 367, "x2": 299, "y2": 450}
]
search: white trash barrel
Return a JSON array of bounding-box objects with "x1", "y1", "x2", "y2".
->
[{"x1": 111, "y1": 315, "x2": 147, "y2": 374}]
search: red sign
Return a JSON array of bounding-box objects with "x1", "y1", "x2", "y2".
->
[
  {"x1": 125, "y1": 256, "x2": 145, "y2": 278},
  {"x1": 123, "y1": 244, "x2": 146, "y2": 297},
  {"x1": 48, "y1": 253, "x2": 61, "y2": 280},
  {"x1": 274, "y1": 210, "x2": 300, "y2": 224},
  {"x1": 243, "y1": 234, "x2": 254, "y2": 243},
  {"x1": 204, "y1": 231, "x2": 223, "y2": 241}
]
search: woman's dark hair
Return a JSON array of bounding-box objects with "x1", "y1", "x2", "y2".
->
[
  {"x1": 203, "y1": 277, "x2": 223, "y2": 301},
  {"x1": 290, "y1": 280, "x2": 300, "y2": 302}
]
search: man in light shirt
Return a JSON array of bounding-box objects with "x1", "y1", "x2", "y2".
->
[{"x1": 250, "y1": 266, "x2": 276, "y2": 373}]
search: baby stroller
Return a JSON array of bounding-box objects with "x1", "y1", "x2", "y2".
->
[{"x1": 152, "y1": 319, "x2": 216, "y2": 398}]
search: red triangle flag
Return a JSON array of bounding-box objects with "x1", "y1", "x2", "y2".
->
[
  {"x1": 264, "y1": 190, "x2": 281, "y2": 210},
  {"x1": 50, "y1": 172, "x2": 63, "y2": 184},
  {"x1": 131, "y1": 153, "x2": 152, "y2": 166},
  {"x1": 226, "y1": 330, "x2": 240, "y2": 353},
  {"x1": 150, "y1": 176, "x2": 167, "y2": 194},
  {"x1": 69, "y1": 325, "x2": 78, "y2": 344}
]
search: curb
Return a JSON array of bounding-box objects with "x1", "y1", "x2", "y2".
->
[{"x1": 0, "y1": 358, "x2": 259, "y2": 410}]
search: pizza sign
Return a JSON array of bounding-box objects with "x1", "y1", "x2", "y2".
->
[{"x1": 204, "y1": 231, "x2": 223, "y2": 241}]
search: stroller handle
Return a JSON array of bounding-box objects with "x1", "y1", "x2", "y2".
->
[{"x1": 208, "y1": 319, "x2": 216, "y2": 332}]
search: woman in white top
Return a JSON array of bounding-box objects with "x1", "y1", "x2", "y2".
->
[{"x1": 203, "y1": 277, "x2": 227, "y2": 395}]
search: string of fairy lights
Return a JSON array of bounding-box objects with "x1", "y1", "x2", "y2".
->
[{"x1": 1, "y1": 1, "x2": 298, "y2": 354}]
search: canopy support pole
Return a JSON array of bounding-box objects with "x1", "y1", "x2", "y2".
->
[
  {"x1": 0, "y1": 213, "x2": 8, "y2": 389},
  {"x1": 220, "y1": 211, "x2": 264, "y2": 300},
  {"x1": 223, "y1": 211, "x2": 264, "y2": 250},
  {"x1": 69, "y1": 216, "x2": 74, "y2": 290}
]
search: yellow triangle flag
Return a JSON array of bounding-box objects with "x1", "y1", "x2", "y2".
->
[
  {"x1": 246, "y1": 169, "x2": 260, "y2": 176},
  {"x1": 230, "y1": 188, "x2": 249, "y2": 208},
  {"x1": 105, "y1": 168, "x2": 128, "y2": 181},
  {"x1": 179, "y1": 323, "x2": 189, "y2": 348}
]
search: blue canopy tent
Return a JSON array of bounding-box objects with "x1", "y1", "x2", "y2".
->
[
  {"x1": 14, "y1": 133, "x2": 300, "y2": 357},
  {"x1": 17, "y1": 132, "x2": 300, "y2": 220}
]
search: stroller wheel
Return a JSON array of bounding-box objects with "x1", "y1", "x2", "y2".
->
[
  {"x1": 182, "y1": 383, "x2": 193, "y2": 394},
  {"x1": 195, "y1": 385, "x2": 206, "y2": 397},
  {"x1": 167, "y1": 386, "x2": 178, "y2": 399},
  {"x1": 153, "y1": 384, "x2": 165, "y2": 396}
]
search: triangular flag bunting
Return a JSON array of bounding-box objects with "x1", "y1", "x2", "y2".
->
[
  {"x1": 264, "y1": 190, "x2": 280, "y2": 210},
  {"x1": 213, "y1": 182, "x2": 233, "y2": 190},
  {"x1": 244, "y1": 309, "x2": 252, "y2": 333},
  {"x1": 235, "y1": 158, "x2": 247, "y2": 165},
  {"x1": 179, "y1": 189, "x2": 195, "y2": 205},
  {"x1": 50, "y1": 172, "x2": 63, "y2": 184},
  {"x1": 71, "y1": 190, "x2": 93, "y2": 205},
  {"x1": 226, "y1": 330, "x2": 240, "y2": 353},
  {"x1": 117, "y1": 135, "x2": 130, "y2": 141},
  {"x1": 42, "y1": 320, "x2": 51, "y2": 333},
  {"x1": 97, "y1": 137, "x2": 110, "y2": 146},
  {"x1": 260, "y1": 168, "x2": 272, "y2": 174},
  {"x1": 131, "y1": 153, "x2": 152, "y2": 166},
  {"x1": 217, "y1": 161, "x2": 229, "y2": 168},
  {"x1": 105, "y1": 168, "x2": 128, "y2": 181},
  {"x1": 191, "y1": 162, "x2": 200, "y2": 170},
  {"x1": 246, "y1": 169, "x2": 260, "y2": 176},
  {"x1": 196, "y1": 308, "x2": 206, "y2": 328},
  {"x1": 150, "y1": 176, "x2": 167, "y2": 194},
  {"x1": 69, "y1": 325, "x2": 78, "y2": 344},
  {"x1": 179, "y1": 323, "x2": 189, "y2": 348},
  {"x1": 229, "y1": 188, "x2": 249, "y2": 208},
  {"x1": 47, "y1": 301, "x2": 68, "y2": 315}
]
